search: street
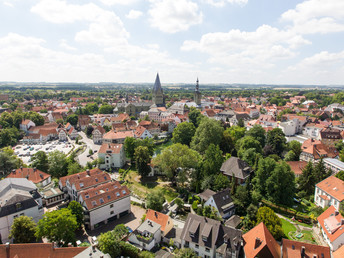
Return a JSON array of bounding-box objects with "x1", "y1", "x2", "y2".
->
[{"x1": 77, "y1": 131, "x2": 101, "y2": 167}]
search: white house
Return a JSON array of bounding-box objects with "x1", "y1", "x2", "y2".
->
[
  {"x1": 128, "y1": 219, "x2": 162, "y2": 251},
  {"x1": 318, "y1": 205, "x2": 344, "y2": 251},
  {"x1": 7, "y1": 168, "x2": 51, "y2": 188},
  {"x1": 20, "y1": 119, "x2": 35, "y2": 133},
  {"x1": 314, "y1": 176, "x2": 344, "y2": 211},
  {"x1": 0, "y1": 178, "x2": 43, "y2": 243},
  {"x1": 57, "y1": 128, "x2": 68, "y2": 141},
  {"x1": 201, "y1": 188, "x2": 235, "y2": 220},
  {"x1": 78, "y1": 181, "x2": 131, "y2": 230},
  {"x1": 92, "y1": 126, "x2": 105, "y2": 144},
  {"x1": 324, "y1": 158, "x2": 344, "y2": 175},
  {"x1": 278, "y1": 120, "x2": 297, "y2": 136},
  {"x1": 97, "y1": 143, "x2": 126, "y2": 170},
  {"x1": 134, "y1": 126, "x2": 152, "y2": 139}
]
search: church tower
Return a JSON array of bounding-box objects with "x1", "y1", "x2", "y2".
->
[
  {"x1": 152, "y1": 73, "x2": 164, "y2": 107},
  {"x1": 194, "y1": 78, "x2": 201, "y2": 106}
]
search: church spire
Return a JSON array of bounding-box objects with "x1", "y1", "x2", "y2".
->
[
  {"x1": 153, "y1": 73, "x2": 163, "y2": 94},
  {"x1": 196, "y1": 77, "x2": 199, "y2": 91},
  {"x1": 194, "y1": 77, "x2": 201, "y2": 106},
  {"x1": 152, "y1": 73, "x2": 164, "y2": 107}
]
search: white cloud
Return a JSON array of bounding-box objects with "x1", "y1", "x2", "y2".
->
[
  {"x1": 148, "y1": 0, "x2": 203, "y2": 33},
  {"x1": 99, "y1": 0, "x2": 137, "y2": 5},
  {"x1": 126, "y1": 10, "x2": 143, "y2": 19},
  {"x1": 182, "y1": 24, "x2": 310, "y2": 69},
  {"x1": 281, "y1": 0, "x2": 344, "y2": 34},
  {"x1": 203, "y1": 0, "x2": 248, "y2": 8},
  {"x1": 59, "y1": 39, "x2": 76, "y2": 51}
]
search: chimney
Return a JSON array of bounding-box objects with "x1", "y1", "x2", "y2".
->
[
  {"x1": 301, "y1": 246, "x2": 305, "y2": 258},
  {"x1": 92, "y1": 245, "x2": 96, "y2": 252},
  {"x1": 12, "y1": 169, "x2": 15, "y2": 174},
  {"x1": 254, "y1": 238, "x2": 262, "y2": 249},
  {"x1": 6, "y1": 242, "x2": 10, "y2": 258},
  {"x1": 335, "y1": 210, "x2": 339, "y2": 216},
  {"x1": 155, "y1": 211, "x2": 158, "y2": 218},
  {"x1": 341, "y1": 219, "x2": 344, "y2": 225},
  {"x1": 34, "y1": 167, "x2": 37, "y2": 172},
  {"x1": 87, "y1": 169, "x2": 90, "y2": 176}
]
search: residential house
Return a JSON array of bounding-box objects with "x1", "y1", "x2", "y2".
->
[
  {"x1": 303, "y1": 123, "x2": 325, "y2": 139},
  {"x1": 300, "y1": 138, "x2": 338, "y2": 163},
  {"x1": 78, "y1": 181, "x2": 130, "y2": 230},
  {"x1": 78, "y1": 115, "x2": 91, "y2": 131},
  {"x1": 134, "y1": 126, "x2": 153, "y2": 139},
  {"x1": 318, "y1": 205, "x2": 344, "y2": 251},
  {"x1": 220, "y1": 157, "x2": 252, "y2": 185},
  {"x1": 281, "y1": 239, "x2": 330, "y2": 258},
  {"x1": 258, "y1": 114, "x2": 276, "y2": 127},
  {"x1": 19, "y1": 119, "x2": 35, "y2": 133},
  {"x1": 278, "y1": 120, "x2": 297, "y2": 136},
  {"x1": 180, "y1": 213, "x2": 243, "y2": 258},
  {"x1": 229, "y1": 113, "x2": 251, "y2": 126},
  {"x1": 59, "y1": 168, "x2": 111, "y2": 201},
  {"x1": 333, "y1": 245, "x2": 344, "y2": 258},
  {"x1": 65, "y1": 122, "x2": 72, "y2": 131},
  {"x1": 200, "y1": 188, "x2": 235, "y2": 220},
  {"x1": 102, "y1": 130, "x2": 135, "y2": 144},
  {"x1": 324, "y1": 158, "x2": 344, "y2": 174},
  {"x1": 57, "y1": 127, "x2": 68, "y2": 141},
  {"x1": 286, "y1": 161, "x2": 308, "y2": 178},
  {"x1": 242, "y1": 222, "x2": 280, "y2": 258},
  {"x1": 92, "y1": 125, "x2": 106, "y2": 144},
  {"x1": 98, "y1": 143, "x2": 126, "y2": 170},
  {"x1": 314, "y1": 176, "x2": 344, "y2": 210},
  {"x1": 7, "y1": 167, "x2": 51, "y2": 187},
  {"x1": 0, "y1": 178, "x2": 43, "y2": 243},
  {"x1": 74, "y1": 246, "x2": 111, "y2": 258},
  {"x1": 320, "y1": 127, "x2": 342, "y2": 147},
  {"x1": 129, "y1": 219, "x2": 162, "y2": 251},
  {"x1": 145, "y1": 209, "x2": 174, "y2": 238},
  {"x1": 68, "y1": 126, "x2": 79, "y2": 140},
  {"x1": 40, "y1": 187, "x2": 65, "y2": 207}
]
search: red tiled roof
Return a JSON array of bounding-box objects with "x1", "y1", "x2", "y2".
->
[
  {"x1": 59, "y1": 168, "x2": 111, "y2": 191},
  {"x1": 7, "y1": 168, "x2": 50, "y2": 184},
  {"x1": 0, "y1": 243, "x2": 87, "y2": 258},
  {"x1": 145, "y1": 209, "x2": 170, "y2": 232},
  {"x1": 134, "y1": 126, "x2": 147, "y2": 138},
  {"x1": 79, "y1": 181, "x2": 130, "y2": 210},
  {"x1": 316, "y1": 176, "x2": 344, "y2": 202},
  {"x1": 103, "y1": 130, "x2": 134, "y2": 140},
  {"x1": 318, "y1": 205, "x2": 344, "y2": 242},
  {"x1": 282, "y1": 239, "x2": 330, "y2": 258},
  {"x1": 333, "y1": 244, "x2": 344, "y2": 258},
  {"x1": 301, "y1": 139, "x2": 338, "y2": 160},
  {"x1": 99, "y1": 143, "x2": 123, "y2": 154},
  {"x1": 21, "y1": 119, "x2": 33, "y2": 125},
  {"x1": 286, "y1": 161, "x2": 308, "y2": 176},
  {"x1": 243, "y1": 222, "x2": 280, "y2": 258}
]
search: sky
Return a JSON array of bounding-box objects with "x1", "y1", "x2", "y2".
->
[{"x1": 0, "y1": 0, "x2": 344, "y2": 85}]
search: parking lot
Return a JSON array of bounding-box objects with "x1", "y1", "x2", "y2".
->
[{"x1": 14, "y1": 140, "x2": 75, "y2": 165}]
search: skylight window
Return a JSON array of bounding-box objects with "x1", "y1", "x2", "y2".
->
[
  {"x1": 100, "y1": 198, "x2": 104, "y2": 204},
  {"x1": 116, "y1": 192, "x2": 120, "y2": 197},
  {"x1": 79, "y1": 183, "x2": 84, "y2": 187}
]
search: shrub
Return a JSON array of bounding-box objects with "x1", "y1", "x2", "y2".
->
[
  {"x1": 120, "y1": 241, "x2": 139, "y2": 258},
  {"x1": 192, "y1": 200, "x2": 199, "y2": 211}
]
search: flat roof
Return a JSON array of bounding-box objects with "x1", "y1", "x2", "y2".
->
[{"x1": 324, "y1": 158, "x2": 344, "y2": 169}]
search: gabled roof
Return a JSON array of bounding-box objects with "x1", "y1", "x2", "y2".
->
[
  {"x1": 286, "y1": 161, "x2": 308, "y2": 176},
  {"x1": 103, "y1": 130, "x2": 134, "y2": 140},
  {"x1": 7, "y1": 168, "x2": 51, "y2": 184},
  {"x1": 198, "y1": 189, "x2": 216, "y2": 202},
  {"x1": 242, "y1": 222, "x2": 281, "y2": 258},
  {"x1": 282, "y1": 238, "x2": 330, "y2": 258},
  {"x1": 145, "y1": 209, "x2": 171, "y2": 232},
  {"x1": 316, "y1": 176, "x2": 344, "y2": 202},
  {"x1": 211, "y1": 188, "x2": 234, "y2": 217},
  {"x1": 333, "y1": 244, "x2": 344, "y2": 258},
  {"x1": 220, "y1": 157, "x2": 252, "y2": 180},
  {"x1": 98, "y1": 143, "x2": 123, "y2": 154},
  {"x1": 318, "y1": 205, "x2": 344, "y2": 242}
]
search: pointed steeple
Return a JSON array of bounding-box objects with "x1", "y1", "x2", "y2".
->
[
  {"x1": 195, "y1": 77, "x2": 199, "y2": 91},
  {"x1": 153, "y1": 73, "x2": 163, "y2": 94},
  {"x1": 194, "y1": 77, "x2": 201, "y2": 106}
]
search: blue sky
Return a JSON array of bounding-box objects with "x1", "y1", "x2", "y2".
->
[{"x1": 1, "y1": 0, "x2": 344, "y2": 85}]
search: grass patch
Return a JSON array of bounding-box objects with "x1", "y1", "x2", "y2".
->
[
  {"x1": 300, "y1": 230, "x2": 316, "y2": 243},
  {"x1": 125, "y1": 170, "x2": 177, "y2": 202},
  {"x1": 281, "y1": 218, "x2": 296, "y2": 240}
]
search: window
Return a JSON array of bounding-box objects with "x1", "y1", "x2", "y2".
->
[
  {"x1": 195, "y1": 244, "x2": 199, "y2": 249},
  {"x1": 110, "y1": 211, "x2": 114, "y2": 215},
  {"x1": 95, "y1": 178, "x2": 98, "y2": 182},
  {"x1": 116, "y1": 192, "x2": 120, "y2": 197},
  {"x1": 85, "y1": 195, "x2": 89, "y2": 199},
  {"x1": 20, "y1": 213, "x2": 24, "y2": 216},
  {"x1": 14, "y1": 215, "x2": 18, "y2": 219},
  {"x1": 205, "y1": 248, "x2": 210, "y2": 253},
  {"x1": 107, "y1": 195, "x2": 111, "y2": 200},
  {"x1": 122, "y1": 190, "x2": 126, "y2": 195},
  {"x1": 106, "y1": 188, "x2": 109, "y2": 192},
  {"x1": 110, "y1": 204, "x2": 114, "y2": 208},
  {"x1": 104, "y1": 176, "x2": 107, "y2": 180},
  {"x1": 79, "y1": 183, "x2": 84, "y2": 188},
  {"x1": 184, "y1": 241, "x2": 189, "y2": 248},
  {"x1": 92, "y1": 201, "x2": 97, "y2": 206},
  {"x1": 100, "y1": 198, "x2": 104, "y2": 204}
]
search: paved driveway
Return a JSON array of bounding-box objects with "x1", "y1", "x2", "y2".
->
[
  {"x1": 79, "y1": 205, "x2": 146, "y2": 241},
  {"x1": 78, "y1": 131, "x2": 101, "y2": 166}
]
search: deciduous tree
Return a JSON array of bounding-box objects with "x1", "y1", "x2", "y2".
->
[
  {"x1": 135, "y1": 146, "x2": 151, "y2": 177},
  {"x1": 9, "y1": 216, "x2": 36, "y2": 243},
  {"x1": 172, "y1": 122, "x2": 196, "y2": 146},
  {"x1": 256, "y1": 207, "x2": 284, "y2": 240}
]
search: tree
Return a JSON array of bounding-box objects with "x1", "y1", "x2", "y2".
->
[
  {"x1": 188, "y1": 108, "x2": 203, "y2": 128},
  {"x1": 297, "y1": 161, "x2": 315, "y2": 198},
  {"x1": 124, "y1": 137, "x2": 136, "y2": 161},
  {"x1": 256, "y1": 207, "x2": 284, "y2": 240},
  {"x1": 202, "y1": 144, "x2": 223, "y2": 177},
  {"x1": 246, "y1": 125, "x2": 266, "y2": 147},
  {"x1": 172, "y1": 122, "x2": 196, "y2": 146},
  {"x1": 112, "y1": 224, "x2": 129, "y2": 240},
  {"x1": 26, "y1": 111, "x2": 44, "y2": 126},
  {"x1": 266, "y1": 161, "x2": 295, "y2": 206},
  {"x1": 237, "y1": 118, "x2": 245, "y2": 127},
  {"x1": 220, "y1": 128, "x2": 235, "y2": 154},
  {"x1": 98, "y1": 104, "x2": 113, "y2": 114},
  {"x1": 0, "y1": 150, "x2": 21, "y2": 175},
  {"x1": 98, "y1": 231, "x2": 121, "y2": 258},
  {"x1": 287, "y1": 140, "x2": 302, "y2": 161},
  {"x1": 66, "y1": 114, "x2": 78, "y2": 127},
  {"x1": 135, "y1": 146, "x2": 151, "y2": 177},
  {"x1": 191, "y1": 117, "x2": 224, "y2": 154},
  {"x1": 9, "y1": 216, "x2": 36, "y2": 243},
  {"x1": 86, "y1": 125, "x2": 94, "y2": 137},
  {"x1": 284, "y1": 150, "x2": 298, "y2": 161},
  {"x1": 227, "y1": 126, "x2": 246, "y2": 145},
  {"x1": 242, "y1": 148, "x2": 262, "y2": 168},
  {"x1": 36, "y1": 208, "x2": 78, "y2": 247},
  {"x1": 175, "y1": 248, "x2": 197, "y2": 258},
  {"x1": 252, "y1": 157, "x2": 276, "y2": 197},
  {"x1": 336, "y1": 171, "x2": 344, "y2": 181},
  {"x1": 68, "y1": 201, "x2": 84, "y2": 228},
  {"x1": 153, "y1": 143, "x2": 201, "y2": 185},
  {"x1": 213, "y1": 173, "x2": 230, "y2": 191},
  {"x1": 48, "y1": 150, "x2": 68, "y2": 178},
  {"x1": 233, "y1": 185, "x2": 250, "y2": 215},
  {"x1": 236, "y1": 136, "x2": 262, "y2": 158},
  {"x1": 31, "y1": 151, "x2": 49, "y2": 172},
  {"x1": 146, "y1": 191, "x2": 165, "y2": 212},
  {"x1": 266, "y1": 128, "x2": 286, "y2": 156},
  {"x1": 313, "y1": 158, "x2": 331, "y2": 183}
]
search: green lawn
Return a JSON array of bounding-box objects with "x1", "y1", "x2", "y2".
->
[
  {"x1": 281, "y1": 218, "x2": 296, "y2": 240},
  {"x1": 125, "y1": 170, "x2": 178, "y2": 202}
]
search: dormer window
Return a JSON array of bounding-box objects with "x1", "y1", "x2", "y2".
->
[
  {"x1": 85, "y1": 195, "x2": 89, "y2": 199},
  {"x1": 100, "y1": 198, "x2": 104, "y2": 204},
  {"x1": 92, "y1": 201, "x2": 97, "y2": 206},
  {"x1": 122, "y1": 190, "x2": 126, "y2": 195},
  {"x1": 79, "y1": 183, "x2": 84, "y2": 188},
  {"x1": 116, "y1": 192, "x2": 120, "y2": 197},
  {"x1": 95, "y1": 178, "x2": 98, "y2": 182},
  {"x1": 202, "y1": 236, "x2": 208, "y2": 242}
]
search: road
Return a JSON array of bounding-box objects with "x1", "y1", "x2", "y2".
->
[{"x1": 78, "y1": 131, "x2": 101, "y2": 167}]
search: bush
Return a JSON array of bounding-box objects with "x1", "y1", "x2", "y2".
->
[
  {"x1": 120, "y1": 241, "x2": 139, "y2": 258},
  {"x1": 192, "y1": 200, "x2": 198, "y2": 211},
  {"x1": 188, "y1": 196, "x2": 193, "y2": 204}
]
